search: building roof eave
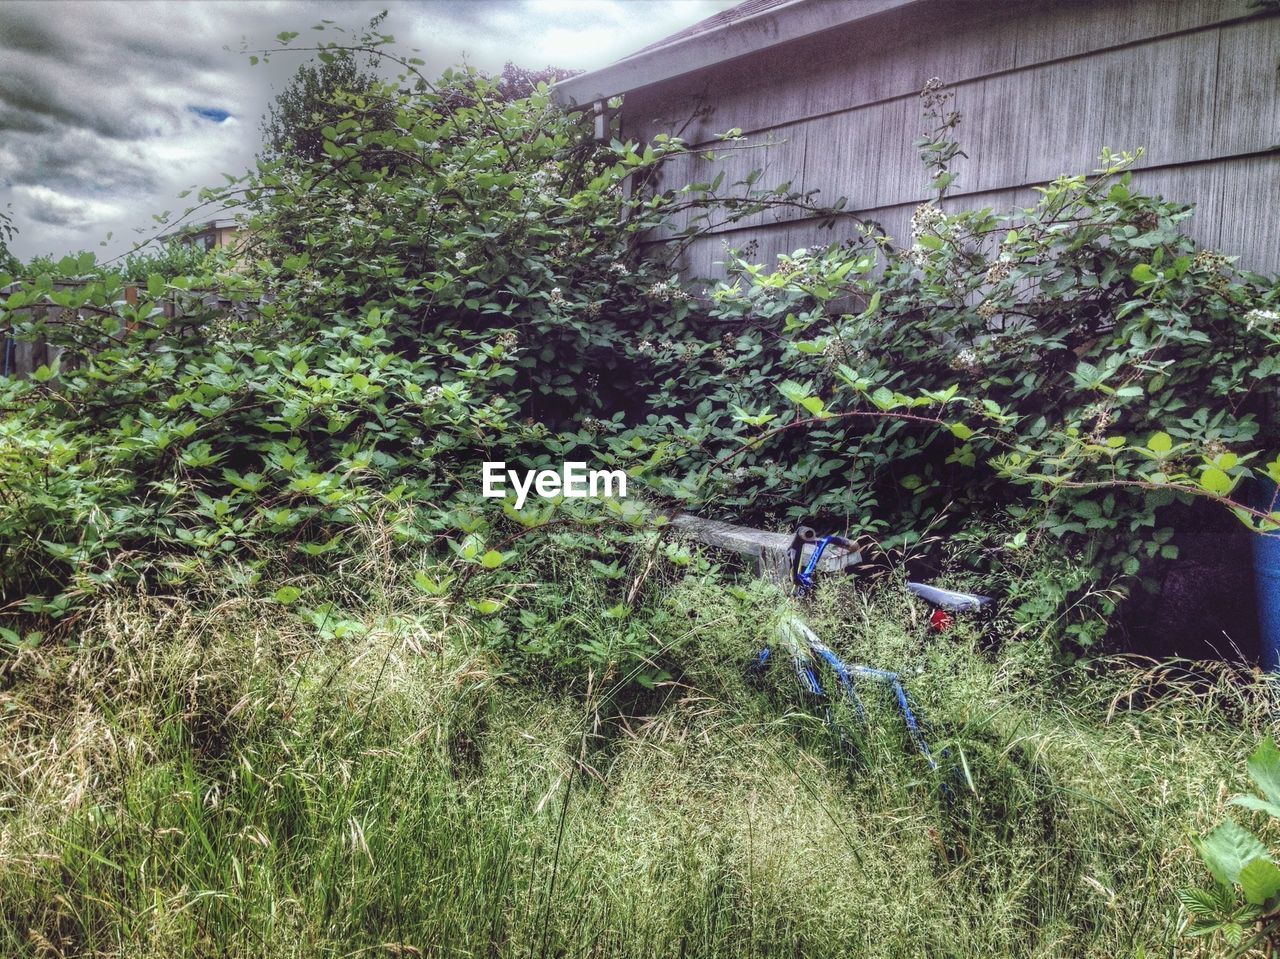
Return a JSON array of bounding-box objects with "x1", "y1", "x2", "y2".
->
[{"x1": 552, "y1": 0, "x2": 923, "y2": 107}]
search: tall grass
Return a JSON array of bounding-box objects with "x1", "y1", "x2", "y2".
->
[{"x1": 0, "y1": 552, "x2": 1270, "y2": 957}]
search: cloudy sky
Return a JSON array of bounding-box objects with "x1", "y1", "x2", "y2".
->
[{"x1": 0, "y1": 0, "x2": 736, "y2": 261}]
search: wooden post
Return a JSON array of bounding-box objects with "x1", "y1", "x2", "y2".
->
[{"x1": 592, "y1": 100, "x2": 607, "y2": 141}]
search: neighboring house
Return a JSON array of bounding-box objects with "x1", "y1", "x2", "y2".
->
[
  {"x1": 158, "y1": 218, "x2": 247, "y2": 254},
  {"x1": 553, "y1": 0, "x2": 1280, "y2": 279}
]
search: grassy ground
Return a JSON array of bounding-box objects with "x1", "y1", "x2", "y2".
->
[{"x1": 0, "y1": 552, "x2": 1271, "y2": 958}]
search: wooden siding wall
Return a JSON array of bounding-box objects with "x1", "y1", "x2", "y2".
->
[{"x1": 621, "y1": 0, "x2": 1280, "y2": 280}]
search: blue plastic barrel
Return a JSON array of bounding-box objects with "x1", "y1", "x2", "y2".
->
[{"x1": 1253, "y1": 479, "x2": 1280, "y2": 671}]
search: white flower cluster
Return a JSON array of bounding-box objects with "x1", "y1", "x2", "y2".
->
[
  {"x1": 920, "y1": 77, "x2": 946, "y2": 109},
  {"x1": 1193, "y1": 250, "x2": 1231, "y2": 272},
  {"x1": 985, "y1": 259, "x2": 1013, "y2": 284},
  {"x1": 644, "y1": 280, "x2": 673, "y2": 301},
  {"x1": 1246, "y1": 308, "x2": 1280, "y2": 332},
  {"x1": 908, "y1": 203, "x2": 950, "y2": 267},
  {"x1": 643, "y1": 280, "x2": 692, "y2": 304},
  {"x1": 950, "y1": 347, "x2": 984, "y2": 374},
  {"x1": 1085, "y1": 403, "x2": 1113, "y2": 443},
  {"x1": 822, "y1": 338, "x2": 850, "y2": 364},
  {"x1": 911, "y1": 203, "x2": 945, "y2": 236}
]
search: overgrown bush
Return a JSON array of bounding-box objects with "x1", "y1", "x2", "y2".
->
[
  {"x1": 1, "y1": 21, "x2": 1277, "y2": 666},
  {"x1": 20, "y1": 241, "x2": 214, "y2": 284},
  {"x1": 617, "y1": 86, "x2": 1280, "y2": 652},
  {"x1": 0, "y1": 21, "x2": 809, "y2": 637}
]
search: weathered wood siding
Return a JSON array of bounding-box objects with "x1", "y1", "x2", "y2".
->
[{"x1": 622, "y1": 0, "x2": 1280, "y2": 279}]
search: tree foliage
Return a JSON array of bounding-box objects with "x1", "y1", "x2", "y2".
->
[
  {"x1": 0, "y1": 207, "x2": 17, "y2": 276},
  {"x1": 494, "y1": 61, "x2": 580, "y2": 101},
  {"x1": 259, "y1": 36, "x2": 389, "y2": 163}
]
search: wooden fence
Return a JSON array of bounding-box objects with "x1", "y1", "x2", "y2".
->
[{"x1": 1, "y1": 282, "x2": 254, "y2": 380}]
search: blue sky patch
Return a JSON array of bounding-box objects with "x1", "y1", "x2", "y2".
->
[{"x1": 188, "y1": 105, "x2": 232, "y2": 123}]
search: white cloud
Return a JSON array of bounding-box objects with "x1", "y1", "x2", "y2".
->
[{"x1": 13, "y1": 185, "x2": 122, "y2": 229}]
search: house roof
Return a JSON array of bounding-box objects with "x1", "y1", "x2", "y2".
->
[
  {"x1": 626, "y1": 0, "x2": 798, "y2": 57},
  {"x1": 552, "y1": 0, "x2": 923, "y2": 107},
  {"x1": 156, "y1": 218, "x2": 241, "y2": 243}
]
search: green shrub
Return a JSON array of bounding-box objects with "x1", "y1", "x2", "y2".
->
[
  {"x1": 1, "y1": 30, "x2": 1277, "y2": 668},
  {"x1": 1183, "y1": 738, "x2": 1280, "y2": 950},
  {"x1": 0, "y1": 22, "x2": 810, "y2": 645},
  {"x1": 620, "y1": 90, "x2": 1280, "y2": 651}
]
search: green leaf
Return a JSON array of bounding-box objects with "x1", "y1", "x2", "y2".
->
[
  {"x1": 1147, "y1": 431, "x2": 1172, "y2": 453},
  {"x1": 1073, "y1": 499, "x2": 1102, "y2": 521},
  {"x1": 1193, "y1": 820, "x2": 1268, "y2": 886},
  {"x1": 1199, "y1": 466, "x2": 1235, "y2": 496},
  {"x1": 1239, "y1": 857, "x2": 1280, "y2": 905},
  {"x1": 1131, "y1": 263, "x2": 1156, "y2": 283},
  {"x1": 457, "y1": 535, "x2": 484, "y2": 561},
  {"x1": 870, "y1": 386, "x2": 895, "y2": 409},
  {"x1": 948, "y1": 422, "x2": 973, "y2": 441},
  {"x1": 777, "y1": 380, "x2": 809, "y2": 404},
  {"x1": 1178, "y1": 886, "x2": 1226, "y2": 919},
  {"x1": 860, "y1": 290, "x2": 881, "y2": 318},
  {"x1": 1230, "y1": 795, "x2": 1280, "y2": 819},
  {"x1": 412, "y1": 570, "x2": 453, "y2": 596},
  {"x1": 273, "y1": 586, "x2": 301, "y2": 605},
  {"x1": 479, "y1": 549, "x2": 505, "y2": 569},
  {"x1": 1247, "y1": 738, "x2": 1280, "y2": 808}
]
